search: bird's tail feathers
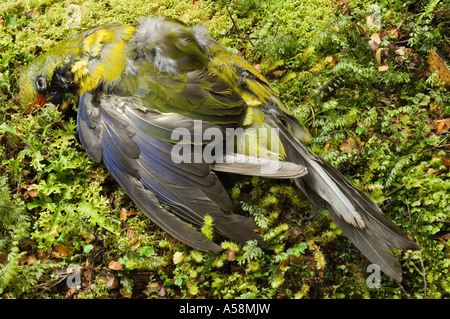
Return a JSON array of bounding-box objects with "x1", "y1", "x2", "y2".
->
[{"x1": 269, "y1": 117, "x2": 419, "y2": 281}]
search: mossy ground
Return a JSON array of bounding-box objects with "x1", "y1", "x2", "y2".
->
[{"x1": 0, "y1": 0, "x2": 449, "y2": 299}]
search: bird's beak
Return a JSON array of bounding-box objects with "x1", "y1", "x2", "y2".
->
[
  {"x1": 34, "y1": 94, "x2": 46, "y2": 107},
  {"x1": 33, "y1": 94, "x2": 70, "y2": 112}
]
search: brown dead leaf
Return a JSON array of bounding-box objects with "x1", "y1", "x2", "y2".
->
[
  {"x1": 340, "y1": 136, "x2": 358, "y2": 151},
  {"x1": 52, "y1": 243, "x2": 74, "y2": 258},
  {"x1": 99, "y1": 273, "x2": 119, "y2": 289},
  {"x1": 437, "y1": 121, "x2": 447, "y2": 134},
  {"x1": 120, "y1": 288, "x2": 132, "y2": 298},
  {"x1": 395, "y1": 47, "x2": 407, "y2": 56},
  {"x1": 279, "y1": 259, "x2": 290, "y2": 272},
  {"x1": 378, "y1": 65, "x2": 389, "y2": 72},
  {"x1": 21, "y1": 184, "x2": 38, "y2": 197},
  {"x1": 435, "y1": 119, "x2": 450, "y2": 134},
  {"x1": 430, "y1": 102, "x2": 443, "y2": 112},
  {"x1": 192, "y1": 1, "x2": 199, "y2": 9},
  {"x1": 120, "y1": 207, "x2": 128, "y2": 220},
  {"x1": 120, "y1": 207, "x2": 138, "y2": 220},
  {"x1": 64, "y1": 286, "x2": 77, "y2": 299},
  {"x1": 83, "y1": 269, "x2": 93, "y2": 282},
  {"x1": 108, "y1": 260, "x2": 123, "y2": 270},
  {"x1": 330, "y1": 55, "x2": 340, "y2": 66},
  {"x1": 386, "y1": 27, "x2": 399, "y2": 38},
  {"x1": 27, "y1": 254, "x2": 38, "y2": 265},
  {"x1": 433, "y1": 153, "x2": 450, "y2": 167},
  {"x1": 225, "y1": 249, "x2": 236, "y2": 261},
  {"x1": 428, "y1": 49, "x2": 450, "y2": 87},
  {"x1": 272, "y1": 70, "x2": 284, "y2": 78},
  {"x1": 335, "y1": 0, "x2": 348, "y2": 5}
]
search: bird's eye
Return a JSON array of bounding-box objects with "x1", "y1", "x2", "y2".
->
[{"x1": 36, "y1": 76, "x2": 48, "y2": 93}]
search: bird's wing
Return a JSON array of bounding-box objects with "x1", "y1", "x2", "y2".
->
[{"x1": 77, "y1": 93, "x2": 306, "y2": 250}]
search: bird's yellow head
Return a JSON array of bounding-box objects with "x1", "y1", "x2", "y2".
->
[
  {"x1": 19, "y1": 44, "x2": 79, "y2": 110},
  {"x1": 19, "y1": 23, "x2": 135, "y2": 109}
]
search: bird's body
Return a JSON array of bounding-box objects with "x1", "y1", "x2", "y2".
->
[{"x1": 20, "y1": 16, "x2": 419, "y2": 282}]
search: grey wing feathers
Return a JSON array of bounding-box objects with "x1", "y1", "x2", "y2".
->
[{"x1": 77, "y1": 93, "x2": 285, "y2": 249}]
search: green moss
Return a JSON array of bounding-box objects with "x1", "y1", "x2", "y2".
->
[{"x1": 0, "y1": 0, "x2": 449, "y2": 299}]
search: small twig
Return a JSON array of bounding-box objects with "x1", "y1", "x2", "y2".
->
[
  {"x1": 397, "y1": 281, "x2": 410, "y2": 298},
  {"x1": 226, "y1": 6, "x2": 239, "y2": 36},
  {"x1": 391, "y1": 19, "x2": 405, "y2": 37},
  {"x1": 385, "y1": 181, "x2": 408, "y2": 197},
  {"x1": 410, "y1": 247, "x2": 427, "y2": 298},
  {"x1": 308, "y1": 103, "x2": 316, "y2": 129},
  {"x1": 406, "y1": 199, "x2": 412, "y2": 223},
  {"x1": 273, "y1": 22, "x2": 280, "y2": 37}
]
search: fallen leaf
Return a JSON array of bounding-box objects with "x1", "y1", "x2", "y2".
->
[
  {"x1": 437, "y1": 121, "x2": 446, "y2": 134},
  {"x1": 225, "y1": 249, "x2": 236, "y2": 261},
  {"x1": 99, "y1": 273, "x2": 119, "y2": 289},
  {"x1": 428, "y1": 49, "x2": 450, "y2": 87},
  {"x1": 272, "y1": 70, "x2": 284, "y2": 78},
  {"x1": 120, "y1": 207, "x2": 138, "y2": 220},
  {"x1": 340, "y1": 136, "x2": 358, "y2": 151},
  {"x1": 52, "y1": 244, "x2": 74, "y2": 258},
  {"x1": 21, "y1": 184, "x2": 38, "y2": 197},
  {"x1": 325, "y1": 141, "x2": 333, "y2": 152},
  {"x1": 436, "y1": 119, "x2": 450, "y2": 134},
  {"x1": 335, "y1": 0, "x2": 348, "y2": 5},
  {"x1": 375, "y1": 48, "x2": 388, "y2": 64},
  {"x1": 27, "y1": 254, "x2": 37, "y2": 265},
  {"x1": 158, "y1": 287, "x2": 166, "y2": 297},
  {"x1": 120, "y1": 207, "x2": 128, "y2": 220},
  {"x1": 173, "y1": 251, "x2": 184, "y2": 264},
  {"x1": 378, "y1": 65, "x2": 389, "y2": 72},
  {"x1": 386, "y1": 27, "x2": 399, "y2": 38},
  {"x1": 430, "y1": 102, "x2": 442, "y2": 112},
  {"x1": 83, "y1": 269, "x2": 93, "y2": 282},
  {"x1": 64, "y1": 286, "x2": 77, "y2": 299},
  {"x1": 395, "y1": 47, "x2": 407, "y2": 56},
  {"x1": 120, "y1": 288, "x2": 132, "y2": 298},
  {"x1": 108, "y1": 260, "x2": 123, "y2": 270},
  {"x1": 192, "y1": 1, "x2": 199, "y2": 9},
  {"x1": 279, "y1": 259, "x2": 290, "y2": 272},
  {"x1": 433, "y1": 153, "x2": 450, "y2": 167}
]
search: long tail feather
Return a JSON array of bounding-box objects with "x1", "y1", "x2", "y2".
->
[{"x1": 269, "y1": 117, "x2": 419, "y2": 281}]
